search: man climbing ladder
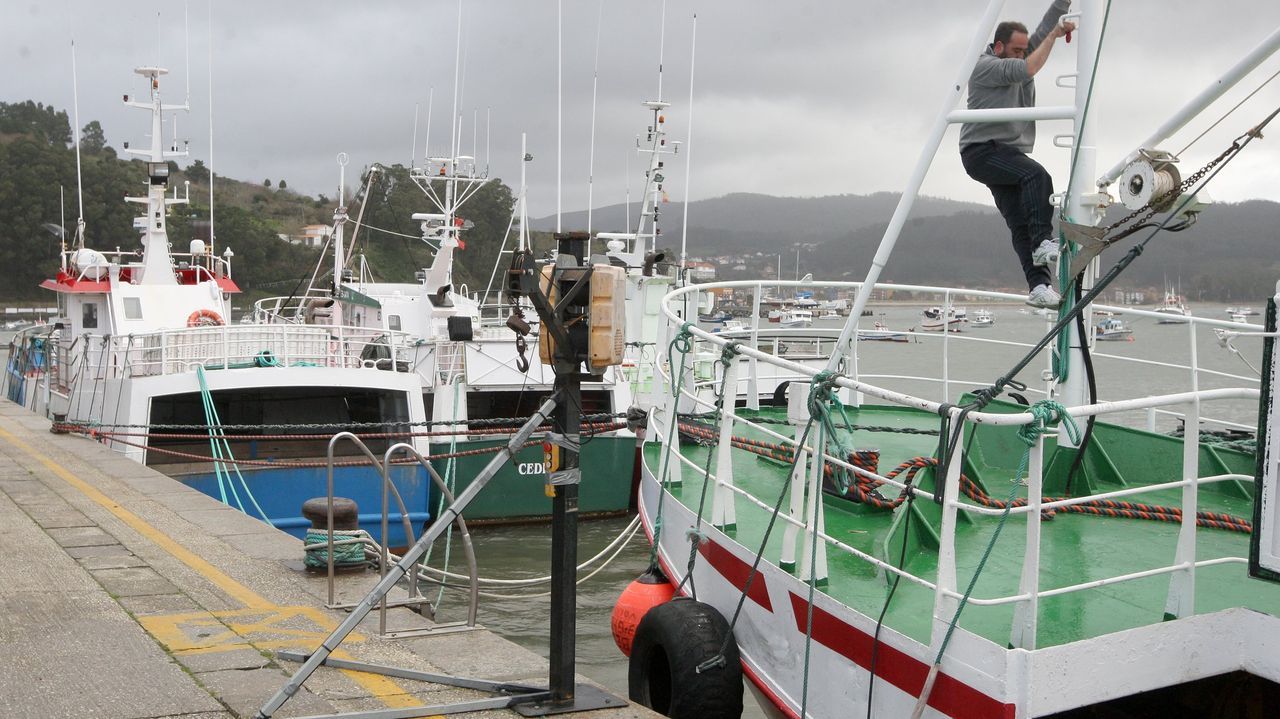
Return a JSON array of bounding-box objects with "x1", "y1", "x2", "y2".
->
[{"x1": 960, "y1": 0, "x2": 1075, "y2": 309}]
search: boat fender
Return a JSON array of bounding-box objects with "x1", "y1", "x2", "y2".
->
[
  {"x1": 187, "y1": 308, "x2": 224, "y2": 327},
  {"x1": 611, "y1": 567, "x2": 675, "y2": 656},
  {"x1": 628, "y1": 598, "x2": 743, "y2": 719},
  {"x1": 771, "y1": 380, "x2": 791, "y2": 407}
]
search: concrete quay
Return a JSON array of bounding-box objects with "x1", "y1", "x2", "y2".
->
[{"x1": 0, "y1": 402, "x2": 657, "y2": 719}]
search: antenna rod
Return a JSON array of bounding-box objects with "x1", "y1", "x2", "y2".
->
[
  {"x1": 625, "y1": 148, "x2": 631, "y2": 239},
  {"x1": 59, "y1": 186, "x2": 67, "y2": 271},
  {"x1": 586, "y1": 0, "x2": 604, "y2": 244},
  {"x1": 450, "y1": 0, "x2": 463, "y2": 178},
  {"x1": 556, "y1": 0, "x2": 562, "y2": 233},
  {"x1": 184, "y1": 0, "x2": 191, "y2": 108},
  {"x1": 70, "y1": 40, "x2": 85, "y2": 250},
  {"x1": 411, "y1": 103, "x2": 420, "y2": 170},
  {"x1": 424, "y1": 87, "x2": 434, "y2": 165},
  {"x1": 472, "y1": 108, "x2": 478, "y2": 170},
  {"x1": 656, "y1": 0, "x2": 667, "y2": 101},
  {"x1": 485, "y1": 106, "x2": 491, "y2": 175},
  {"x1": 207, "y1": 2, "x2": 215, "y2": 260},
  {"x1": 679, "y1": 13, "x2": 697, "y2": 272}
]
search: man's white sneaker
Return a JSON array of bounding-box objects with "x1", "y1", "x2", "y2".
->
[
  {"x1": 1026, "y1": 284, "x2": 1061, "y2": 309},
  {"x1": 1031, "y1": 238, "x2": 1060, "y2": 266}
]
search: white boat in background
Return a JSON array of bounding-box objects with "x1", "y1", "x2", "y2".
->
[
  {"x1": 858, "y1": 321, "x2": 910, "y2": 342},
  {"x1": 777, "y1": 309, "x2": 813, "y2": 328},
  {"x1": 1154, "y1": 289, "x2": 1191, "y2": 324},
  {"x1": 4, "y1": 65, "x2": 430, "y2": 540},
  {"x1": 971, "y1": 308, "x2": 994, "y2": 327},
  {"x1": 920, "y1": 305, "x2": 965, "y2": 332},
  {"x1": 713, "y1": 319, "x2": 750, "y2": 334},
  {"x1": 1095, "y1": 317, "x2": 1135, "y2": 341},
  {"x1": 818, "y1": 309, "x2": 840, "y2": 320},
  {"x1": 1226, "y1": 305, "x2": 1258, "y2": 316}
]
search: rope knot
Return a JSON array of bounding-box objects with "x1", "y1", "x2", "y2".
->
[
  {"x1": 1017, "y1": 400, "x2": 1080, "y2": 447},
  {"x1": 719, "y1": 341, "x2": 740, "y2": 366}
]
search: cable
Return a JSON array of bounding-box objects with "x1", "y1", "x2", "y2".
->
[{"x1": 1063, "y1": 282, "x2": 1098, "y2": 494}]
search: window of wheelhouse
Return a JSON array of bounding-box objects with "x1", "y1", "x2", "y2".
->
[
  {"x1": 389, "y1": 314, "x2": 402, "y2": 331},
  {"x1": 123, "y1": 297, "x2": 143, "y2": 320},
  {"x1": 82, "y1": 302, "x2": 99, "y2": 329}
]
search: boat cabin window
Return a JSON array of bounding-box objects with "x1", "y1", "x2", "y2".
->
[
  {"x1": 123, "y1": 297, "x2": 143, "y2": 320},
  {"x1": 389, "y1": 314, "x2": 402, "y2": 331},
  {"x1": 82, "y1": 302, "x2": 98, "y2": 329}
]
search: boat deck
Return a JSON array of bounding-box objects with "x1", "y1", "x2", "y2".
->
[{"x1": 648, "y1": 401, "x2": 1277, "y2": 650}]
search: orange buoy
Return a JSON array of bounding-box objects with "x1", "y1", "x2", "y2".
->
[{"x1": 611, "y1": 567, "x2": 675, "y2": 657}]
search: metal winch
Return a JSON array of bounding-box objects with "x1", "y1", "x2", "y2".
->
[{"x1": 1117, "y1": 148, "x2": 1182, "y2": 211}]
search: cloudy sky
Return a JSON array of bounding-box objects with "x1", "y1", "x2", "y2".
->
[{"x1": 6, "y1": 1, "x2": 1280, "y2": 222}]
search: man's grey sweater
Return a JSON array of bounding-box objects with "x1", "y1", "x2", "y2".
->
[{"x1": 959, "y1": 0, "x2": 1071, "y2": 154}]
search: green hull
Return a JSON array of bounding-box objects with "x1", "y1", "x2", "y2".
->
[{"x1": 433, "y1": 434, "x2": 637, "y2": 523}]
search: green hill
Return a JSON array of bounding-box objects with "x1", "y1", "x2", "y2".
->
[{"x1": 0, "y1": 100, "x2": 522, "y2": 307}]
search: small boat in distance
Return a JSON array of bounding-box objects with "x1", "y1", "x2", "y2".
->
[
  {"x1": 920, "y1": 305, "x2": 965, "y2": 332},
  {"x1": 971, "y1": 308, "x2": 994, "y2": 327},
  {"x1": 1154, "y1": 289, "x2": 1190, "y2": 324},
  {"x1": 858, "y1": 321, "x2": 910, "y2": 342},
  {"x1": 777, "y1": 309, "x2": 813, "y2": 328},
  {"x1": 1095, "y1": 317, "x2": 1135, "y2": 341}
]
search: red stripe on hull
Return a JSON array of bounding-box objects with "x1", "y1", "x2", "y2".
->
[
  {"x1": 699, "y1": 538, "x2": 773, "y2": 611},
  {"x1": 788, "y1": 593, "x2": 1013, "y2": 719}
]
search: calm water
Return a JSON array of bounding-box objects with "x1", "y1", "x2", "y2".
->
[{"x1": 2, "y1": 302, "x2": 1269, "y2": 716}]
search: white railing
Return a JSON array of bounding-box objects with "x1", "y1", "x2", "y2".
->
[
  {"x1": 65, "y1": 324, "x2": 420, "y2": 379},
  {"x1": 652, "y1": 278, "x2": 1269, "y2": 651}
]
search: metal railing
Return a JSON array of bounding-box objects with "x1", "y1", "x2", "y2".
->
[
  {"x1": 54, "y1": 324, "x2": 421, "y2": 379},
  {"x1": 650, "y1": 278, "x2": 1270, "y2": 651}
]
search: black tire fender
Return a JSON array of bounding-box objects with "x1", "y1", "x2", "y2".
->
[{"x1": 627, "y1": 598, "x2": 743, "y2": 719}]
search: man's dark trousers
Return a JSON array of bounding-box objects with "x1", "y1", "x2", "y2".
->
[{"x1": 961, "y1": 140, "x2": 1054, "y2": 291}]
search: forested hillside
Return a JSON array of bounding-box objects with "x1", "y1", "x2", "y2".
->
[{"x1": 0, "y1": 101, "x2": 522, "y2": 304}]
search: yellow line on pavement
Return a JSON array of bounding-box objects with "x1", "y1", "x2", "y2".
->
[{"x1": 0, "y1": 425, "x2": 427, "y2": 711}]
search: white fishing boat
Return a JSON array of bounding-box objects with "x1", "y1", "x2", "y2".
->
[
  {"x1": 3, "y1": 66, "x2": 430, "y2": 542},
  {"x1": 920, "y1": 305, "x2": 966, "y2": 332},
  {"x1": 858, "y1": 321, "x2": 910, "y2": 343},
  {"x1": 971, "y1": 308, "x2": 995, "y2": 327},
  {"x1": 1154, "y1": 288, "x2": 1191, "y2": 324},
  {"x1": 1094, "y1": 316, "x2": 1134, "y2": 341},
  {"x1": 617, "y1": 6, "x2": 1280, "y2": 719},
  {"x1": 252, "y1": 138, "x2": 638, "y2": 523},
  {"x1": 778, "y1": 309, "x2": 814, "y2": 328}
]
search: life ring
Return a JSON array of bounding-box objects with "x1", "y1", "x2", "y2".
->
[
  {"x1": 628, "y1": 599, "x2": 742, "y2": 719},
  {"x1": 187, "y1": 309, "x2": 224, "y2": 327}
]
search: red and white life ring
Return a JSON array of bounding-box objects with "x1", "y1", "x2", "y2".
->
[{"x1": 187, "y1": 309, "x2": 224, "y2": 327}]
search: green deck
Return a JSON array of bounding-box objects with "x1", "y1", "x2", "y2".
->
[{"x1": 648, "y1": 400, "x2": 1280, "y2": 649}]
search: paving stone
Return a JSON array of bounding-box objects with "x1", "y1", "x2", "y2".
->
[
  {"x1": 77, "y1": 551, "x2": 149, "y2": 571},
  {"x1": 118, "y1": 593, "x2": 204, "y2": 617},
  {"x1": 177, "y1": 645, "x2": 273, "y2": 673},
  {"x1": 90, "y1": 566, "x2": 180, "y2": 597},
  {"x1": 196, "y1": 666, "x2": 335, "y2": 718},
  {"x1": 47, "y1": 525, "x2": 117, "y2": 548},
  {"x1": 65, "y1": 543, "x2": 130, "y2": 559},
  {"x1": 29, "y1": 507, "x2": 94, "y2": 529}
]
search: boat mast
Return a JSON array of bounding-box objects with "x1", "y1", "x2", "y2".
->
[
  {"x1": 1058, "y1": 0, "x2": 1106, "y2": 430},
  {"x1": 123, "y1": 66, "x2": 189, "y2": 286}
]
